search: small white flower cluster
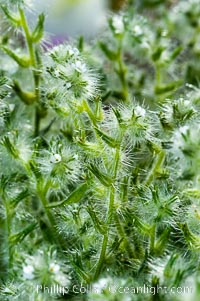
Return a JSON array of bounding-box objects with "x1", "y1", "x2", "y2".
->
[
  {"x1": 23, "y1": 264, "x2": 34, "y2": 280},
  {"x1": 44, "y1": 44, "x2": 99, "y2": 112},
  {"x1": 22, "y1": 249, "x2": 71, "y2": 287},
  {"x1": 127, "y1": 15, "x2": 152, "y2": 54},
  {"x1": 111, "y1": 15, "x2": 125, "y2": 35},
  {"x1": 37, "y1": 139, "x2": 80, "y2": 186},
  {"x1": 104, "y1": 103, "x2": 155, "y2": 147},
  {"x1": 161, "y1": 98, "x2": 196, "y2": 129},
  {"x1": 71, "y1": 60, "x2": 87, "y2": 74},
  {"x1": 133, "y1": 24, "x2": 143, "y2": 38},
  {"x1": 50, "y1": 45, "x2": 80, "y2": 63},
  {"x1": 50, "y1": 153, "x2": 62, "y2": 164}
]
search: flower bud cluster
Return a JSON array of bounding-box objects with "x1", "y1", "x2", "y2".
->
[
  {"x1": 22, "y1": 248, "x2": 71, "y2": 287},
  {"x1": 43, "y1": 44, "x2": 99, "y2": 115}
]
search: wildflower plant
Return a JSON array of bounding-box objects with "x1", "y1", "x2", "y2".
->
[{"x1": 1, "y1": 1, "x2": 200, "y2": 301}]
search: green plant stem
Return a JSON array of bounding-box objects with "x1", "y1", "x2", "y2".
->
[
  {"x1": 155, "y1": 62, "x2": 161, "y2": 86},
  {"x1": 19, "y1": 8, "x2": 36, "y2": 67},
  {"x1": 2, "y1": 197, "x2": 12, "y2": 273},
  {"x1": 93, "y1": 233, "x2": 109, "y2": 280},
  {"x1": 22, "y1": 163, "x2": 66, "y2": 249},
  {"x1": 144, "y1": 150, "x2": 165, "y2": 186},
  {"x1": 19, "y1": 7, "x2": 42, "y2": 137},
  {"x1": 94, "y1": 148, "x2": 120, "y2": 280},
  {"x1": 37, "y1": 182, "x2": 67, "y2": 250},
  {"x1": 34, "y1": 107, "x2": 41, "y2": 137}
]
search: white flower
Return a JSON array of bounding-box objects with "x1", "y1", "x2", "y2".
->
[
  {"x1": 135, "y1": 105, "x2": 146, "y2": 118},
  {"x1": 133, "y1": 25, "x2": 143, "y2": 36},
  {"x1": 112, "y1": 15, "x2": 124, "y2": 34},
  {"x1": 23, "y1": 265, "x2": 35, "y2": 280},
  {"x1": 65, "y1": 82, "x2": 72, "y2": 89},
  {"x1": 72, "y1": 61, "x2": 87, "y2": 73},
  {"x1": 50, "y1": 153, "x2": 62, "y2": 164},
  {"x1": 49, "y1": 262, "x2": 60, "y2": 273}
]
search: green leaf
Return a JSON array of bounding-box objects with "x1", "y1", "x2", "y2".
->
[
  {"x1": 1, "y1": 5, "x2": 21, "y2": 26},
  {"x1": 1, "y1": 136, "x2": 19, "y2": 159},
  {"x1": 133, "y1": 217, "x2": 151, "y2": 235},
  {"x1": 88, "y1": 163, "x2": 113, "y2": 187},
  {"x1": 154, "y1": 80, "x2": 182, "y2": 95},
  {"x1": 71, "y1": 260, "x2": 91, "y2": 283},
  {"x1": 46, "y1": 182, "x2": 89, "y2": 208},
  {"x1": 94, "y1": 127, "x2": 120, "y2": 148},
  {"x1": 164, "y1": 253, "x2": 179, "y2": 278},
  {"x1": 76, "y1": 140, "x2": 103, "y2": 156},
  {"x1": 9, "y1": 222, "x2": 37, "y2": 244},
  {"x1": 29, "y1": 161, "x2": 42, "y2": 179},
  {"x1": 78, "y1": 35, "x2": 84, "y2": 52},
  {"x1": 154, "y1": 228, "x2": 171, "y2": 255},
  {"x1": 12, "y1": 80, "x2": 36, "y2": 105},
  {"x1": 99, "y1": 41, "x2": 118, "y2": 61},
  {"x1": 10, "y1": 189, "x2": 30, "y2": 207},
  {"x1": 31, "y1": 13, "x2": 45, "y2": 43},
  {"x1": 170, "y1": 45, "x2": 183, "y2": 61},
  {"x1": 112, "y1": 107, "x2": 123, "y2": 125},
  {"x1": 0, "y1": 76, "x2": 8, "y2": 87},
  {"x1": 151, "y1": 45, "x2": 165, "y2": 62},
  {"x1": 179, "y1": 222, "x2": 200, "y2": 250},
  {"x1": 1, "y1": 46, "x2": 30, "y2": 67},
  {"x1": 86, "y1": 206, "x2": 107, "y2": 235},
  {"x1": 95, "y1": 100, "x2": 103, "y2": 121},
  {"x1": 183, "y1": 188, "x2": 200, "y2": 198}
]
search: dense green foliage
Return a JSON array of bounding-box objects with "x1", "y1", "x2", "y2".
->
[{"x1": 1, "y1": 1, "x2": 200, "y2": 300}]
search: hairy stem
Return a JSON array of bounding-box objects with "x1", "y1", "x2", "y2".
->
[
  {"x1": 37, "y1": 183, "x2": 67, "y2": 250},
  {"x1": 2, "y1": 196, "x2": 12, "y2": 275},
  {"x1": 94, "y1": 148, "x2": 120, "y2": 280}
]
